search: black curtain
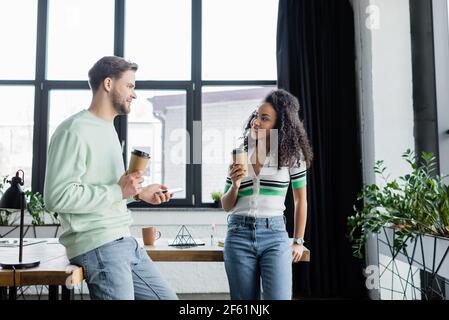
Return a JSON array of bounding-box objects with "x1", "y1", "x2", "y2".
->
[{"x1": 278, "y1": 0, "x2": 367, "y2": 299}]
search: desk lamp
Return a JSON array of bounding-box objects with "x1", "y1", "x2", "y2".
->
[{"x1": 0, "y1": 170, "x2": 40, "y2": 269}]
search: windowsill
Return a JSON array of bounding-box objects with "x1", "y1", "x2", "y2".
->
[{"x1": 130, "y1": 207, "x2": 225, "y2": 212}]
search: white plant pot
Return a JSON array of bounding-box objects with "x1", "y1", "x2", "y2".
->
[
  {"x1": 0, "y1": 224, "x2": 61, "y2": 238},
  {"x1": 378, "y1": 226, "x2": 449, "y2": 280}
]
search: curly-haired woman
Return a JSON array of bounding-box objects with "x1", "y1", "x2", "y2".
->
[{"x1": 221, "y1": 89, "x2": 313, "y2": 300}]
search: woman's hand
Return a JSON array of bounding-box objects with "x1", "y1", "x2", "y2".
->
[
  {"x1": 229, "y1": 164, "x2": 246, "y2": 189},
  {"x1": 291, "y1": 244, "x2": 304, "y2": 263}
]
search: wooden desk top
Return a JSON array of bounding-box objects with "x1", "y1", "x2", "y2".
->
[
  {"x1": 144, "y1": 239, "x2": 224, "y2": 262},
  {"x1": 143, "y1": 238, "x2": 310, "y2": 262},
  {"x1": 0, "y1": 239, "x2": 83, "y2": 287}
]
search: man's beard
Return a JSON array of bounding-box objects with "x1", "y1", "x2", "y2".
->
[{"x1": 111, "y1": 90, "x2": 129, "y2": 115}]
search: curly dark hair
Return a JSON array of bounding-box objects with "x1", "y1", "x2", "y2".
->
[{"x1": 243, "y1": 89, "x2": 313, "y2": 169}]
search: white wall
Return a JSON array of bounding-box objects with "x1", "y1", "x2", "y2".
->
[
  {"x1": 353, "y1": 0, "x2": 415, "y2": 182},
  {"x1": 370, "y1": 0, "x2": 415, "y2": 177},
  {"x1": 433, "y1": 0, "x2": 449, "y2": 176},
  {"x1": 352, "y1": 0, "x2": 415, "y2": 299}
]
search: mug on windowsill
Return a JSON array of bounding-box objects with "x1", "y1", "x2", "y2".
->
[{"x1": 142, "y1": 226, "x2": 162, "y2": 245}]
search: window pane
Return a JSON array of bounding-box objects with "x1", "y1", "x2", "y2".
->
[
  {"x1": 0, "y1": 1, "x2": 37, "y2": 80},
  {"x1": 201, "y1": 86, "x2": 276, "y2": 202},
  {"x1": 203, "y1": 0, "x2": 278, "y2": 80},
  {"x1": 125, "y1": 0, "x2": 191, "y2": 80},
  {"x1": 128, "y1": 90, "x2": 187, "y2": 199},
  {"x1": 47, "y1": 0, "x2": 114, "y2": 80},
  {"x1": 0, "y1": 86, "x2": 35, "y2": 189},
  {"x1": 48, "y1": 90, "x2": 92, "y2": 141}
]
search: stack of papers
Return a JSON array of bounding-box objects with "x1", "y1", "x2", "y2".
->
[{"x1": 0, "y1": 239, "x2": 47, "y2": 247}]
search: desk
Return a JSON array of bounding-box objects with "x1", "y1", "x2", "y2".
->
[
  {"x1": 0, "y1": 238, "x2": 309, "y2": 300},
  {"x1": 144, "y1": 238, "x2": 310, "y2": 262},
  {"x1": 0, "y1": 239, "x2": 83, "y2": 300}
]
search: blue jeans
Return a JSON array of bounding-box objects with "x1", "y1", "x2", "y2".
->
[
  {"x1": 69, "y1": 236, "x2": 178, "y2": 300},
  {"x1": 224, "y1": 215, "x2": 292, "y2": 300}
]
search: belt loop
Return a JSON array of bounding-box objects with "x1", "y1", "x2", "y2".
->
[
  {"x1": 266, "y1": 218, "x2": 269, "y2": 228},
  {"x1": 249, "y1": 216, "x2": 255, "y2": 228}
]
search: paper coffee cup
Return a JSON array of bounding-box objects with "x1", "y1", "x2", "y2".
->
[
  {"x1": 128, "y1": 149, "x2": 150, "y2": 200},
  {"x1": 128, "y1": 149, "x2": 150, "y2": 174},
  {"x1": 232, "y1": 148, "x2": 248, "y2": 177}
]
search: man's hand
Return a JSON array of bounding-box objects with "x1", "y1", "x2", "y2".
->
[
  {"x1": 118, "y1": 171, "x2": 144, "y2": 199},
  {"x1": 138, "y1": 184, "x2": 172, "y2": 205}
]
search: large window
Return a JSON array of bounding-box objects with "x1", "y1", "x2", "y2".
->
[
  {"x1": 48, "y1": 90, "x2": 92, "y2": 139},
  {"x1": 0, "y1": 0, "x2": 278, "y2": 207},
  {"x1": 47, "y1": 0, "x2": 114, "y2": 80},
  {"x1": 127, "y1": 90, "x2": 187, "y2": 200},
  {"x1": 125, "y1": 0, "x2": 191, "y2": 80},
  {"x1": 0, "y1": 0, "x2": 37, "y2": 190},
  {"x1": 202, "y1": 0, "x2": 278, "y2": 80},
  {"x1": 201, "y1": 86, "x2": 276, "y2": 202},
  {"x1": 0, "y1": 87, "x2": 35, "y2": 189},
  {"x1": 200, "y1": 0, "x2": 278, "y2": 203},
  {"x1": 0, "y1": 0, "x2": 37, "y2": 80}
]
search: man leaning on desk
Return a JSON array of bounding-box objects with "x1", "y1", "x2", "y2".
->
[{"x1": 43, "y1": 56, "x2": 178, "y2": 300}]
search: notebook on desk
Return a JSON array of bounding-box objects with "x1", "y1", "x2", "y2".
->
[{"x1": 0, "y1": 239, "x2": 47, "y2": 247}]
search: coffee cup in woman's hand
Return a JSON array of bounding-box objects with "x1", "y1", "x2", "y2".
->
[
  {"x1": 232, "y1": 148, "x2": 248, "y2": 177},
  {"x1": 230, "y1": 163, "x2": 246, "y2": 189}
]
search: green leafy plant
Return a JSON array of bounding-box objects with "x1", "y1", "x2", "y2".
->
[
  {"x1": 211, "y1": 191, "x2": 223, "y2": 203},
  {"x1": 347, "y1": 149, "x2": 449, "y2": 259},
  {"x1": 0, "y1": 174, "x2": 58, "y2": 226},
  {"x1": 25, "y1": 190, "x2": 59, "y2": 226}
]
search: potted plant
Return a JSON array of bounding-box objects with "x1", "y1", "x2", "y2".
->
[
  {"x1": 25, "y1": 190, "x2": 60, "y2": 238},
  {"x1": 347, "y1": 150, "x2": 449, "y2": 298},
  {"x1": 0, "y1": 176, "x2": 60, "y2": 238},
  {"x1": 347, "y1": 149, "x2": 449, "y2": 259},
  {"x1": 211, "y1": 191, "x2": 223, "y2": 208}
]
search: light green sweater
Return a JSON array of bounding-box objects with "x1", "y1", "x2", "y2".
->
[{"x1": 44, "y1": 110, "x2": 132, "y2": 259}]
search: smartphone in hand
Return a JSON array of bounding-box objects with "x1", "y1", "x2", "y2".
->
[{"x1": 161, "y1": 187, "x2": 183, "y2": 194}]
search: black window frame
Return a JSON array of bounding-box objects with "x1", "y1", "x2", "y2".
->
[{"x1": 5, "y1": 0, "x2": 277, "y2": 209}]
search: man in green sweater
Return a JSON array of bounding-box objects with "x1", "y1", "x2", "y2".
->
[{"x1": 44, "y1": 56, "x2": 177, "y2": 300}]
